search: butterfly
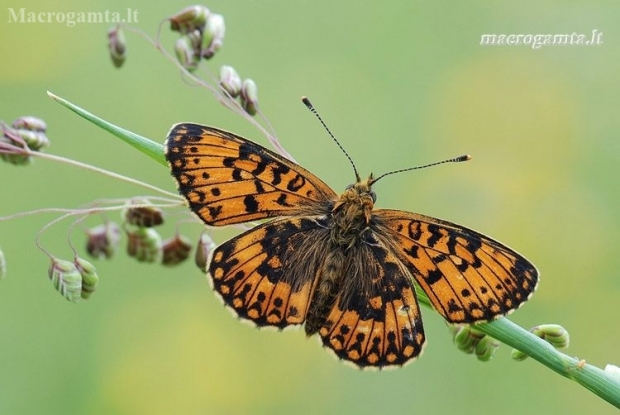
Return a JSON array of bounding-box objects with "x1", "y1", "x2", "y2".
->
[{"x1": 164, "y1": 117, "x2": 539, "y2": 369}]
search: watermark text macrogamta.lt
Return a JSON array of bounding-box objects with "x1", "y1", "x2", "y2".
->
[
  {"x1": 480, "y1": 30, "x2": 603, "y2": 50},
  {"x1": 7, "y1": 8, "x2": 138, "y2": 27}
]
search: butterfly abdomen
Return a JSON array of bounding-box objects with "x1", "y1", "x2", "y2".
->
[{"x1": 304, "y1": 249, "x2": 345, "y2": 336}]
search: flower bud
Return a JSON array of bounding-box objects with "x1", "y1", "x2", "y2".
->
[
  {"x1": 126, "y1": 227, "x2": 163, "y2": 263},
  {"x1": 474, "y1": 335, "x2": 500, "y2": 362},
  {"x1": 13, "y1": 129, "x2": 50, "y2": 151},
  {"x1": 108, "y1": 25, "x2": 127, "y2": 68},
  {"x1": 530, "y1": 324, "x2": 569, "y2": 349},
  {"x1": 201, "y1": 13, "x2": 225, "y2": 59},
  {"x1": 169, "y1": 5, "x2": 210, "y2": 34},
  {"x1": 48, "y1": 258, "x2": 82, "y2": 303},
  {"x1": 240, "y1": 79, "x2": 258, "y2": 115},
  {"x1": 162, "y1": 234, "x2": 193, "y2": 266},
  {"x1": 450, "y1": 324, "x2": 484, "y2": 354},
  {"x1": 195, "y1": 232, "x2": 216, "y2": 272},
  {"x1": 175, "y1": 33, "x2": 201, "y2": 72},
  {"x1": 510, "y1": 349, "x2": 528, "y2": 361},
  {"x1": 511, "y1": 324, "x2": 570, "y2": 361},
  {"x1": 123, "y1": 199, "x2": 164, "y2": 227},
  {"x1": 12, "y1": 116, "x2": 47, "y2": 132},
  {"x1": 219, "y1": 65, "x2": 242, "y2": 97},
  {"x1": 1, "y1": 125, "x2": 32, "y2": 165},
  {"x1": 74, "y1": 257, "x2": 99, "y2": 300},
  {"x1": 86, "y1": 221, "x2": 121, "y2": 259}
]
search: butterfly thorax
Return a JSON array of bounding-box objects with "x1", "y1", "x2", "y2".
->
[{"x1": 329, "y1": 177, "x2": 375, "y2": 250}]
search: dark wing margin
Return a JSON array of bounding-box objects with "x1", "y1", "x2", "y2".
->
[
  {"x1": 373, "y1": 209, "x2": 539, "y2": 324},
  {"x1": 165, "y1": 123, "x2": 337, "y2": 226}
]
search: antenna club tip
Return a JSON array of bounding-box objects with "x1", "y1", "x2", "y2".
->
[
  {"x1": 301, "y1": 96, "x2": 312, "y2": 107},
  {"x1": 459, "y1": 154, "x2": 472, "y2": 162}
]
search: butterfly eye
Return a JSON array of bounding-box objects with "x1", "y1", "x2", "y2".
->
[{"x1": 370, "y1": 190, "x2": 377, "y2": 203}]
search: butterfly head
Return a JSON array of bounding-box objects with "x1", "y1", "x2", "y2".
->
[{"x1": 333, "y1": 174, "x2": 376, "y2": 226}]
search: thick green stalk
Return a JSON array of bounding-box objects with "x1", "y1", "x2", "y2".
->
[{"x1": 50, "y1": 92, "x2": 620, "y2": 410}]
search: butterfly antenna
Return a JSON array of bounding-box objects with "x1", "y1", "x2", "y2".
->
[
  {"x1": 371, "y1": 154, "x2": 472, "y2": 185},
  {"x1": 302, "y1": 97, "x2": 360, "y2": 181}
]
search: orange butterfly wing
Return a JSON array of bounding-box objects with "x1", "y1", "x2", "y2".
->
[
  {"x1": 373, "y1": 209, "x2": 539, "y2": 323},
  {"x1": 208, "y1": 216, "x2": 331, "y2": 328},
  {"x1": 318, "y1": 241, "x2": 425, "y2": 368},
  {"x1": 165, "y1": 123, "x2": 337, "y2": 226}
]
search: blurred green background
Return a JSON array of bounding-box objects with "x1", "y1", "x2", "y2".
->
[{"x1": 1, "y1": 1, "x2": 618, "y2": 414}]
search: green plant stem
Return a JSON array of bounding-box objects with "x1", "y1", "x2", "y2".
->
[
  {"x1": 50, "y1": 92, "x2": 620, "y2": 410},
  {"x1": 418, "y1": 291, "x2": 620, "y2": 408}
]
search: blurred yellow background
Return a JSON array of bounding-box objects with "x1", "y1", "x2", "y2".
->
[{"x1": 1, "y1": 1, "x2": 618, "y2": 414}]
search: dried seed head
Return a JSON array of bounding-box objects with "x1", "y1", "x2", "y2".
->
[
  {"x1": 108, "y1": 25, "x2": 127, "y2": 68},
  {"x1": 195, "y1": 232, "x2": 216, "y2": 272},
  {"x1": 86, "y1": 221, "x2": 121, "y2": 259},
  {"x1": 12, "y1": 116, "x2": 47, "y2": 132},
  {"x1": 219, "y1": 65, "x2": 242, "y2": 98},
  {"x1": 201, "y1": 13, "x2": 225, "y2": 59},
  {"x1": 240, "y1": 79, "x2": 258, "y2": 115},
  {"x1": 48, "y1": 258, "x2": 82, "y2": 303},
  {"x1": 169, "y1": 5, "x2": 210, "y2": 34},
  {"x1": 162, "y1": 234, "x2": 193, "y2": 266},
  {"x1": 74, "y1": 257, "x2": 99, "y2": 300},
  {"x1": 123, "y1": 199, "x2": 164, "y2": 227},
  {"x1": 175, "y1": 33, "x2": 201, "y2": 72},
  {"x1": 126, "y1": 227, "x2": 163, "y2": 263}
]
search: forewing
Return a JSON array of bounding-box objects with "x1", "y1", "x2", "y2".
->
[
  {"x1": 319, "y1": 242, "x2": 425, "y2": 368},
  {"x1": 165, "y1": 123, "x2": 337, "y2": 225},
  {"x1": 374, "y1": 209, "x2": 539, "y2": 324},
  {"x1": 208, "y1": 216, "x2": 330, "y2": 328}
]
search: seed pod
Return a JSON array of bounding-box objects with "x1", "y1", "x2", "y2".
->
[
  {"x1": 1, "y1": 126, "x2": 32, "y2": 165},
  {"x1": 108, "y1": 25, "x2": 127, "y2": 68},
  {"x1": 195, "y1": 233, "x2": 216, "y2": 272},
  {"x1": 48, "y1": 258, "x2": 82, "y2": 303},
  {"x1": 240, "y1": 79, "x2": 259, "y2": 115},
  {"x1": 162, "y1": 234, "x2": 193, "y2": 266},
  {"x1": 75, "y1": 257, "x2": 99, "y2": 300},
  {"x1": 123, "y1": 199, "x2": 164, "y2": 228},
  {"x1": 12, "y1": 116, "x2": 47, "y2": 132},
  {"x1": 474, "y1": 335, "x2": 500, "y2": 362},
  {"x1": 13, "y1": 129, "x2": 50, "y2": 151},
  {"x1": 86, "y1": 221, "x2": 121, "y2": 259},
  {"x1": 201, "y1": 13, "x2": 225, "y2": 59},
  {"x1": 126, "y1": 227, "x2": 163, "y2": 263},
  {"x1": 169, "y1": 5, "x2": 210, "y2": 34},
  {"x1": 175, "y1": 33, "x2": 201, "y2": 72},
  {"x1": 219, "y1": 65, "x2": 242, "y2": 98}
]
